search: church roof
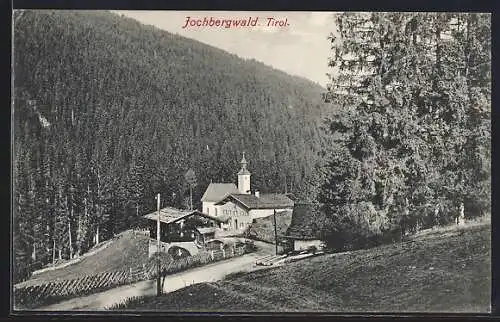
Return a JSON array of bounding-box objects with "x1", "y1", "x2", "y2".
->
[
  {"x1": 201, "y1": 183, "x2": 239, "y2": 202},
  {"x1": 214, "y1": 193, "x2": 294, "y2": 210}
]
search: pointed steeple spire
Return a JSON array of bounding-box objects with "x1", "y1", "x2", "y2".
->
[
  {"x1": 241, "y1": 152, "x2": 247, "y2": 169},
  {"x1": 238, "y1": 152, "x2": 250, "y2": 175},
  {"x1": 237, "y1": 152, "x2": 251, "y2": 194}
]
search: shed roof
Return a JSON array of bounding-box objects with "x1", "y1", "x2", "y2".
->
[
  {"x1": 143, "y1": 207, "x2": 225, "y2": 224},
  {"x1": 201, "y1": 183, "x2": 239, "y2": 202},
  {"x1": 284, "y1": 203, "x2": 327, "y2": 240},
  {"x1": 214, "y1": 193, "x2": 294, "y2": 210}
]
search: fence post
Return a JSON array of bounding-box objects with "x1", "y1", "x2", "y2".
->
[
  {"x1": 232, "y1": 246, "x2": 234, "y2": 257},
  {"x1": 211, "y1": 250, "x2": 214, "y2": 261},
  {"x1": 222, "y1": 249, "x2": 225, "y2": 259}
]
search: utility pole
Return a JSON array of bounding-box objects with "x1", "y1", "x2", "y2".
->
[
  {"x1": 156, "y1": 193, "x2": 162, "y2": 296},
  {"x1": 273, "y1": 209, "x2": 278, "y2": 255}
]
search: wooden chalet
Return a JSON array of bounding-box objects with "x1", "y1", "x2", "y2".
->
[{"x1": 142, "y1": 207, "x2": 228, "y2": 256}]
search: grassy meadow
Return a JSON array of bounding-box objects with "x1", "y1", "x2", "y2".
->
[{"x1": 112, "y1": 222, "x2": 491, "y2": 313}]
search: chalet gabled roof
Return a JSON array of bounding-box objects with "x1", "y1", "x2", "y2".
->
[
  {"x1": 143, "y1": 207, "x2": 226, "y2": 224},
  {"x1": 284, "y1": 203, "x2": 326, "y2": 240},
  {"x1": 214, "y1": 193, "x2": 294, "y2": 210},
  {"x1": 201, "y1": 183, "x2": 239, "y2": 202}
]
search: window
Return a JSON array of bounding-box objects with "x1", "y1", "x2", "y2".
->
[
  {"x1": 215, "y1": 208, "x2": 218, "y2": 216},
  {"x1": 207, "y1": 208, "x2": 210, "y2": 215}
]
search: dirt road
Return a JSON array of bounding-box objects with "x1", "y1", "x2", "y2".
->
[{"x1": 37, "y1": 241, "x2": 276, "y2": 311}]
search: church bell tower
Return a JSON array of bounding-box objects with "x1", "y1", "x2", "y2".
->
[{"x1": 237, "y1": 152, "x2": 251, "y2": 194}]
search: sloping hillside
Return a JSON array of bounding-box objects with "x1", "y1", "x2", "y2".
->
[
  {"x1": 113, "y1": 223, "x2": 491, "y2": 312},
  {"x1": 17, "y1": 230, "x2": 149, "y2": 288},
  {"x1": 13, "y1": 10, "x2": 329, "y2": 281}
]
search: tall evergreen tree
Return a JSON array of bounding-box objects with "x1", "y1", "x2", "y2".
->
[{"x1": 318, "y1": 12, "x2": 491, "y2": 248}]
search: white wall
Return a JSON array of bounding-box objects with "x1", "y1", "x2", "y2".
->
[
  {"x1": 202, "y1": 201, "x2": 222, "y2": 217},
  {"x1": 294, "y1": 239, "x2": 323, "y2": 251},
  {"x1": 238, "y1": 174, "x2": 251, "y2": 194},
  {"x1": 249, "y1": 208, "x2": 290, "y2": 220},
  {"x1": 205, "y1": 202, "x2": 293, "y2": 232},
  {"x1": 219, "y1": 202, "x2": 252, "y2": 231},
  {"x1": 148, "y1": 239, "x2": 169, "y2": 258}
]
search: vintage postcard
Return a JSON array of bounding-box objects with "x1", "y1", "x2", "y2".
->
[{"x1": 11, "y1": 10, "x2": 491, "y2": 313}]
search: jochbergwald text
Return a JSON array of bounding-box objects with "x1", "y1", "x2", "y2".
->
[{"x1": 181, "y1": 16, "x2": 290, "y2": 29}]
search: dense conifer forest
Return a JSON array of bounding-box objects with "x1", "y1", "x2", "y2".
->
[{"x1": 13, "y1": 10, "x2": 328, "y2": 281}]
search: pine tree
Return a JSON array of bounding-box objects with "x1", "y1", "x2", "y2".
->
[
  {"x1": 184, "y1": 168, "x2": 197, "y2": 211},
  {"x1": 126, "y1": 155, "x2": 146, "y2": 224}
]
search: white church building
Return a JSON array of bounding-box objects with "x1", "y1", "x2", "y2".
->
[{"x1": 201, "y1": 153, "x2": 294, "y2": 233}]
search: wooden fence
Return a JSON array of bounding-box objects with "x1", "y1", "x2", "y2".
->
[
  {"x1": 14, "y1": 245, "x2": 248, "y2": 309},
  {"x1": 14, "y1": 269, "x2": 133, "y2": 308},
  {"x1": 146, "y1": 245, "x2": 246, "y2": 279}
]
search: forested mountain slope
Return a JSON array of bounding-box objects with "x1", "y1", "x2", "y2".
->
[{"x1": 13, "y1": 10, "x2": 328, "y2": 281}]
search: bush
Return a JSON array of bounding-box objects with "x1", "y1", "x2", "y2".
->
[
  {"x1": 321, "y1": 202, "x2": 401, "y2": 252},
  {"x1": 167, "y1": 246, "x2": 191, "y2": 259},
  {"x1": 465, "y1": 197, "x2": 490, "y2": 219}
]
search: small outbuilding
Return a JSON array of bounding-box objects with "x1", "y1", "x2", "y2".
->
[
  {"x1": 283, "y1": 202, "x2": 327, "y2": 253},
  {"x1": 195, "y1": 227, "x2": 217, "y2": 247}
]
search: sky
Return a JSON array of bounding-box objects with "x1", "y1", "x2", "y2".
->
[{"x1": 113, "y1": 11, "x2": 337, "y2": 87}]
